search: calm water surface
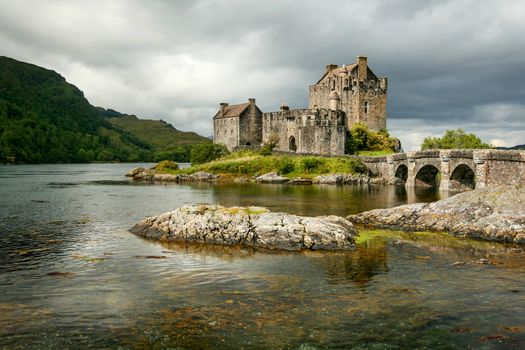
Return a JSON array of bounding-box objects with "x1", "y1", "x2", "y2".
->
[{"x1": 1, "y1": 164, "x2": 524, "y2": 349}]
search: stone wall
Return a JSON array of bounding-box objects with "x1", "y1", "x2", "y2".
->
[
  {"x1": 213, "y1": 116, "x2": 239, "y2": 150},
  {"x1": 474, "y1": 150, "x2": 525, "y2": 188},
  {"x1": 238, "y1": 101, "x2": 263, "y2": 147},
  {"x1": 262, "y1": 108, "x2": 346, "y2": 155}
]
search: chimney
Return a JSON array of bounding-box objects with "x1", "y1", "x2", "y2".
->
[
  {"x1": 280, "y1": 101, "x2": 289, "y2": 111},
  {"x1": 248, "y1": 98, "x2": 256, "y2": 114},
  {"x1": 379, "y1": 77, "x2": 388, "y2": 90},
  {"x1": 325, "y1": 64, "x2": 338, "y2": 73},
  {"x1": 357, "y1": 56, "x2": 367, "y2": 80},
  {"x1": 220, "y1": 102, "x2": 228, "y2": 114}
]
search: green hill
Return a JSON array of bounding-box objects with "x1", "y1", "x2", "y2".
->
[
  {"x1": 104, "y1": 112, "x2": 210, "y2": 162},
  {"x1": 0, "y1": 56, "x2": 208, "y2": 163}
]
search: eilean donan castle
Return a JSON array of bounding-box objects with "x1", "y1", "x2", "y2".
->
[{"x1": 213, "y1": 56, "x2": 387, "y2": 155}]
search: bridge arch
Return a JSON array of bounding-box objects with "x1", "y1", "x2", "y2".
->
[
  {"x1": 394, "y1": 164, "x2": 408, "y2": 184},
  {"x1": 449, "y1": 164, "x2": 475, "y2": 190},
  {"x1": 415, "y1": 164, "x2": 441, "y2": 188}
]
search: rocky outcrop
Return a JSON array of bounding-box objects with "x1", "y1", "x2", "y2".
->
[
  {"x1": 348, "y1": 185, "x2": 525, "y2": 244},
  {"x1": 314, "y1": 173, "x2": 374, "y2": 185},
  {"x1": 130, "y1": 204, "x2": 357, "y2": 251},
  {"x1": 254, "y1": 173, "x2": 290, "y2": 184},
  {"x1": 127, "y1": 168, "x2": 218, "y2": 182}
]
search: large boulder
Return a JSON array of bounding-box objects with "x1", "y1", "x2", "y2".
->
[
  {"x1": 348, "y1": 185, "x2": 525, "y2": 244},
  {"x1": 130, "y1": 204, "x2": 356, "y2": 251}
]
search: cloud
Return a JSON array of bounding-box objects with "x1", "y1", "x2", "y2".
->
[{"x1": 0, "y1": 0, "x2": 524, "y2": 145}]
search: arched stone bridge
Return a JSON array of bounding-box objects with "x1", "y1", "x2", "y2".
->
[{"x1": 362, "y1": 149, "x2": 525, "y2": 191}]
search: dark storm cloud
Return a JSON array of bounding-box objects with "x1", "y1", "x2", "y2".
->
[{"x1": 0, "y1": 0, "x2": 524, "y2": 149}]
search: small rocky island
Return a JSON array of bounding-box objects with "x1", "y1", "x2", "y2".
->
[
  {"x1": 349, "y1": 185, "x2": 525, "y2": 244},
  {"x1": 130, "y1": 204, "x2": 357, "y2": 251}
]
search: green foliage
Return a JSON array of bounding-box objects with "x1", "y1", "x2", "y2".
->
[
  {"x1": 259, "y1": 133, "x2": 279, "y2": 156},
  {"x1": 190, "y1": 143, "x2": 230, "y2": 165},
  {"x1": 155, "y1": 160, "x2": 179, "y2": 172},
  {"x1": 176, "y1": 153, "x2": 368, "y2": 178},
  {"x1": 421, "y1": 129, "x2": 492, "y2": 150},
  {"x1": 278, "y1": 159, "x2": 295, "y2": 174},
  {"x1": 107, "y1": 114, "x2": 210, "y2": 152},
  {"x1": 300, "y1": 157, "x2": 324, "y2": 173},
  {"x1": 345, "y1": 123, "x2": 398, "y2": 155},
  {"x1": 259, "y1": 144, "x2": 273, "y2": 156}
]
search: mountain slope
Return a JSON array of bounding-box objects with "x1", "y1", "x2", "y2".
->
[
  {"x1": 104, "y1": 113, "x2": 209, "y2": 150},
  {"x1": 0, "y1": 56, "x2": 207, "y2": 163}
]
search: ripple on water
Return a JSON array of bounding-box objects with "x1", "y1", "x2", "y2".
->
[{"x1": 2, "y1": 164, "x2": 525, "y2": 348}]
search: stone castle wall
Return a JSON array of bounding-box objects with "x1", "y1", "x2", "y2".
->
[
  {"x1": 238, "y1": 104, "x2": 263, "y2": 146},
  {"x1": 308, "y1": 61, "x2": 387, "y2": 131},
  {"x1": 262, "y1": 109, "x2": 346, "y2": 155},
  {"x1": 213, "y1": 57, "x2": 387, "y2": 154},
  {"x1": 214, "y1": 116, "x2": 239, "y2": 150}
]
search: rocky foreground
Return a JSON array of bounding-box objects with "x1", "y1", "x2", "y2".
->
[
  {"x1": 130, "y1": 204, "x2": 356, "y2": 251},
  {"x1": 348, "y1": 185, "x2": 525, "y2": 244}
]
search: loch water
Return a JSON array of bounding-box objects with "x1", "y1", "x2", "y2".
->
[{"x1": 1, "y1": 164, "x2": 525, "y2": 349}]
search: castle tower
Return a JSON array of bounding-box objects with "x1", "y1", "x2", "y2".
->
[{"x1": 308, "y1": 56, "x2": 387, "y2": 131}]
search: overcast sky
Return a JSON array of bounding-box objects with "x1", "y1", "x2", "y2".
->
[{"x1": 1, "y1": 0, "x2": 524, "y2": 150}]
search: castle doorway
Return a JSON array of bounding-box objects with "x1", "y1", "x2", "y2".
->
[{"x1": 289, "y1": 136, "x2": 297, "y2": 152}]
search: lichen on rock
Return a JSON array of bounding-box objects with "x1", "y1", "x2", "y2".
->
[
  {"x1": 130, "y1": 204, "x2": 356, "y2": 251},
  {"x1": 348, "y1": 185, "x2": 525, "y2": 244}
]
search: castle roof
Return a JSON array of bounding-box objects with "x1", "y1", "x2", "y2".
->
[
  {"x1": 213, "y1": 103, "x2": 250, "y2": 119},
  {"x1": 316, "y1": 64, "x2": 357, "y2": 84}
]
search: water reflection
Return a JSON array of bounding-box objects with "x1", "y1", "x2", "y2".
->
[{"x1": 1, "y1": 164, "x2": 524, "y2": 349}]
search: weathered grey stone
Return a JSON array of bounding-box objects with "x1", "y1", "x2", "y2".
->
[
  {"x1": 126, "y1": 167, "x2": 146, "y2": 177},
  {"x1": 152, "y1": 173, "x2": 179, "y2": 182},
  {"x1": 130, "y1": 170, "x2": 218, "y2": 183},
  {"x1": 348, "y1": 185, "x2": 525, "y2": 244},
  {"x1": 254, "y1": 172, "x2": 290, "y2": 184},
  {"x1": 213, "y1": 57, "x2": 387, "y2": 155},
  {"x1": 314, "y1": 173, "x2": 370, "y2": 185},
  {"x1": 130, "y1": 204, "x2": 356, "y2": 251},
  {"x1": 131, "y1": 168, "x2": 154, "y2": 181},
  {"x1": 177, "y1": 171, "x2": 219, "y2": 182}
]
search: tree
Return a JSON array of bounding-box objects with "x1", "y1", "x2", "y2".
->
[
  {"x1": 345, "y1": 123, "x2": 398, "y2": 154},
  {"x1": 190, "y1": 143, "x2": 229, "y2": 165},
  {"x1": 421, "y1": 129, "x2": 491, "y2": 150}
]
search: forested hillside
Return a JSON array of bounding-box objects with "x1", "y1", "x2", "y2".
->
[{"x1": 0, "y1": 56, "x2": 207, "y2": 163}]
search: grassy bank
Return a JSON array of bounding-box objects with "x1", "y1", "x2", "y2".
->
[{"x1": 159, "y1": 150, "x2": 369, "y2": 178}]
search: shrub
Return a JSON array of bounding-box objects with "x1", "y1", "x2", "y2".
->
[
  {"x1": 155, "y1": 160, "x2": 179, "y2": 172},
  {"x1": 346, "y1": 158, "x2": 368, "y2": 174},
  {"x1": 260, "y1": 133, "x2": 280, "y2": 156},
  {"x1": 346, "y1": 123, "x2": 398, "y2": 154},
  {"x1": 190, "y1": 143, "x2": 229, "y2": 165},
  {"x1": 301, "y1": 157, "x2": 323, "y2": 173},
  {"x1": 278, "y1": 159, "x2": 295, "y2": 174}
]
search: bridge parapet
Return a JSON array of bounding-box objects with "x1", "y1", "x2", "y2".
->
[
  {"x1": 441, "y1": 149, "x2": 474, "y2": 159},
  {"x1": 407, "y1": 150, "x2": 441, "y2": 159},
  {"x1": 473, "y1": 149, "x2": 525, "y2": 162}
]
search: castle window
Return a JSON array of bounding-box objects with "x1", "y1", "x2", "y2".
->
[
  {"x1": 331, "y1": 79, "x2": 336, "y2": 90},
  {"x1": 364, "y1": 101, "x2": 370, "y2": 114}
]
